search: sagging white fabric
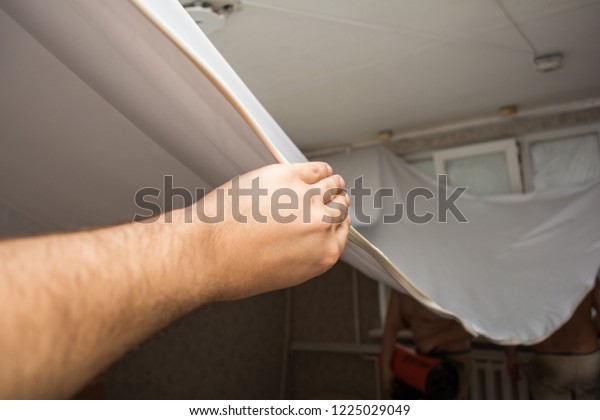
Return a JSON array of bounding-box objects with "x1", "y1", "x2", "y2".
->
[
  {"x1": 2, "y1": 0, "x2": 598, "y2": 344},
  {"x1": 324, "y1": 147, "x2": 600, "y2": 344},
  {"x1": 0, "y1": 0, "x2": 412, "y2": 312}
]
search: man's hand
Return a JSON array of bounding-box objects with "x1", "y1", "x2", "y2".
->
[
  {"x1": 0, "y1": 161, "x2": 350, "y2": 398},
  {"x1": 182, "y1": 161, "x2": 351, "y2": 300}
]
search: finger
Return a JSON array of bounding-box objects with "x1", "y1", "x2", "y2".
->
[
  {"x1": 318, "y1": 175, "x2": 346, "y2": 204},
  {"x1": 291, "y1": 162, "x2": 332, "y2": 184},
  {"x1": 335, "y1": 215, "x2": 350, "y2": 251},
  {"x1": 336, "y1": 216, "x2": 352, "y2": 235},
  {"x1": 323, "y1": 194, "x2": 349, "y2": 224},
  {"x1": 328, "y1": 192, "x2": 351, "y2": 214},
  {"x1": 337, "y1": 214, "x2": 352, "y2": 232}
]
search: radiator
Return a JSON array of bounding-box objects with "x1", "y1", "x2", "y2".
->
[{"x1": 469, "y1": 352, "x2": 529, "y2": 399}]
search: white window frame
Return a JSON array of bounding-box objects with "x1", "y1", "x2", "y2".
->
[
  {"x1": 519, "y1": 122, "x2": 600, "y2": 192},
  {"x1": 433, "y1": 138, "x2": 523, "y2": 194}
]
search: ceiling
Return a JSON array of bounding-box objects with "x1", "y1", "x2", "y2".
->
[{"x1": 204, "y1": 0, "x2": 600, "y2": 151}]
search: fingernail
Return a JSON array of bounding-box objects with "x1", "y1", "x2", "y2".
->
[{"x1": 326, "y1": 164, "x2": 333, "y2": 175}]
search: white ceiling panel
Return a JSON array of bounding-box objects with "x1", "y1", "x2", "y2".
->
[{"x1": 206, "y1": 0, "x2": 600, "y2": 150}]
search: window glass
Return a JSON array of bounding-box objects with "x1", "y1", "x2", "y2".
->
[
  {"x1": 445, "y1": 151, "x2": 511, "y2": 195},
  {"x1": 530, "y1": 133, "x2": 600, "y2": 191}
]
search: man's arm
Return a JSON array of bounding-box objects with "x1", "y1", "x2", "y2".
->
[
  {"x1": 0, "y1": 162, "x2": 350, "y2": 399},
  {"x1": 380, "y1": 289, "x2": 403, "y2": 397}
]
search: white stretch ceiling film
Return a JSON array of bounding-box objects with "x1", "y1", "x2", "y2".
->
[
  {"x1": 1, "y1": 0, "x2": 598, "y2": 344},
  {"x1": 323, "y1": 147, "x2": 600, "y2": 345}
]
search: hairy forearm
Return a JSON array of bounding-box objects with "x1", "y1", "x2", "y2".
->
[
  {"x1": 0, "y1": 162, "x2": 350, "y2": 399},
  {"x1": 0, "y1": 209, "x2": 209, "y2": 398}
]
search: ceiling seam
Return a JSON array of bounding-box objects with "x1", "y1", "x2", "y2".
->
[{"x1": 494, "y1": 0, "x2": 538, "y2": 56}]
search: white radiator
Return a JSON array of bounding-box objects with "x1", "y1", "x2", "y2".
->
[{"x1": 469, "y1": 351, "x2": 529, "y2": 399}]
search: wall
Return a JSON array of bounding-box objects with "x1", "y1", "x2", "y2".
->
[
  {"x1": 106, "y1": 290, "x2": 287, "y2": 399},
  {"x1": 285, "y1": 262, "x2": 382, "y2": 399},
  {"x1": 104, "y1": 261, "x2": 383, "y2": 400},
  {"x1": 391, "y1": 105, "x2": 600, "y2": 154}
]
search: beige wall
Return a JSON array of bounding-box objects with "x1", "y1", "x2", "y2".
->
[
  {"x1": 104, "y1": 261, "x2": 383, "y2": 399},
  {"x1": 287, "y1": 262, "x2": 381, "y2": 399},
  {"x1": 106, "y1": 290, "x2": 287, "y2": 399}
]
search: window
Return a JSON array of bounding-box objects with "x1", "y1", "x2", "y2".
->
[
  {"x1": 404, "y1": 139, "x2": 523, "y2": 195},
  {"x1": 520, "y1": 124, "x2": 600, "y2": 192},
  {"x1": 433, "y1": 139, "x2": 522, "y2": 194}
]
